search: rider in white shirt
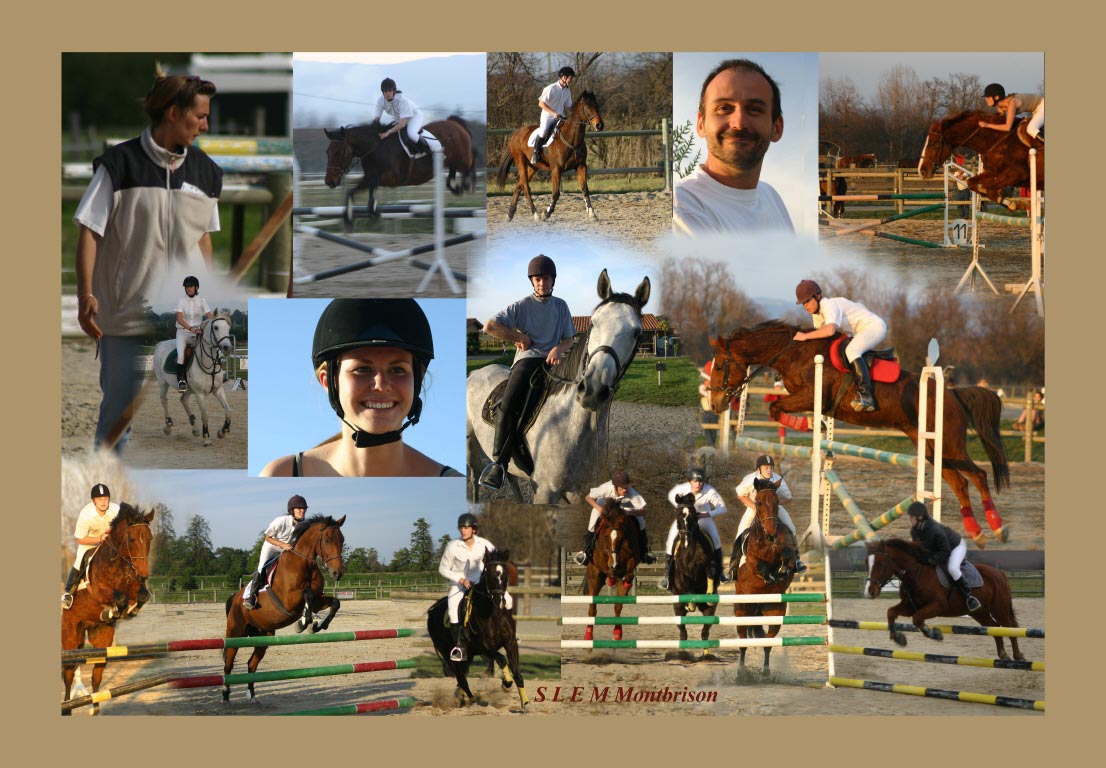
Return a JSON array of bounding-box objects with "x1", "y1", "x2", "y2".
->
[
  {"x1": 62, "y1": 483, "x2": 121, "y2": 609},
  {"x1": 438, "y1": 512, "x2": 511, "y2": 662},
  {"x1": 531, "y1": 66, "x2": 575, "y2": 165},
  {"x1": 372, "y1": 78, "x2": 431, "y2": 155},
  {"x1": 175, "y1": 275, "x2": 212, "y2": 392},
  {"x1": 664, "y1": 467, "x2": 728, "y2": 587},
  {"x1": 242, "y1": 495, "x2": 309, "y2": 610},
  {"x1": 734, "y1": 455, "x2": 806, "y2": 573},
  {"x1": 574, "y1": 469, "x2": 654, "y2": 566}
]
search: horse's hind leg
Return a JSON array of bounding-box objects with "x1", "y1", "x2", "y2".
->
[
  {"x1": 942, "y1": 467, "x2": 987, "y2": 548},
  {"x1": 963, "y1": 465, "x2": 1007, "y2": 542},
  {"x1": 245, "y1": 647, "x2": 268, "y2": 701},
  {"x1": 159, "y1": 382, "x2": 173, "y2": 434},
  {"x1": 577, "y1": 164, "x2": 596, "y2": 219}
]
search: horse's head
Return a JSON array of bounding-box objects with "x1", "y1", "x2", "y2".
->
[
  {"x1": 674, "y1": 492, "x2": 698, "y2": 539},
  {"x1": 864, "y1": 539, "x2": 923, "y2": 599},
  {"x1": 752, "y1": 476, "x2": 782, "y2": 541},
  {"x1": 576, "y1": 269, "x2": 649, "y2": 410},
  {"x1": 324, "y1": 127, "x2": 354, "y2": 188},
  {"x1": 207, "y1": 313, "x2": 233, "y2": 354},
  {"x1": 110, "y1": 503, "x2": 155, "y2": 579},
  {"x1": 292, "y1": 515, "x2": 346, "y2": 580},
  {"x1": 708, "y1": 336, "x2": 745, "y2": 414},
  {"x1": 482, "y1": 549, "x2": 512, "y2": 610},
  {"x1": 708, "y1": 322, "x2": 798, "y2": 413},
  {"x1": 918, "y1": 111, "x2": 997, "y2": 179},
  {"x1": 577, "y1": 90, "x2": 604, "y2": 132}
]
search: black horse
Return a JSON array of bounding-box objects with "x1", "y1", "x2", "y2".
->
[
  {"x1": 669, "y1": 492, "x2": 718, "y2": 658},
  {"x1": 427, "y1": 549, "x2": 528, "y2": 710}
]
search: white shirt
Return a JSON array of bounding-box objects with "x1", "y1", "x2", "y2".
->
[
  {"x1": 813, "y1": 296, "x2": 883, "y2": 337},
  {"x1": 177, "y1": 294, "x2": 211, "y2": 328},
  {"x1": 439, "y1": 536, "x2": 497, "y2": 586},
  {"x1": 667, "y1": 482, "x2": 727, "y2": 517},
  {"x1": 373, "y1": 93, "x2": 418, "y2": 123},
  {"x1": 735, "y1": 471, "x2": 792, "y2": 504},
  {"x1": 673, "y1": 166, "x2": 794, "y2": 236},
  {"x1": 258, "y1": 514, "x2": 300, "y2": 566},
  {"x1": 588, "y1": 481, "x2": 646, "y2": 512},
  {"x1": 539, "y1": 81, "x2": 573, "y2": 116},
  {"x1": 73, "y1": 500, "x2": 121, "y2": 563}
]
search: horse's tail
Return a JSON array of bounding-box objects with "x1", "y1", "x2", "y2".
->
[
  {"x1": 495, "y1": 143, "x2": 513, "y2": 190},
  {"x1": 224, "y1": 593, "x2": 235, "y2": 616},
  {"x1": 447, "y1": 114, "x2": 472, "y2": 136},
  {"x1": 951, "y1": 386, "x2": 1010, "y2": 491}
]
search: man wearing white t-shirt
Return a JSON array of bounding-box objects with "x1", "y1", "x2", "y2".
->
[
  {"x1": 531, "y1": 66, "x2": 576, "y2": 165},
  {"x1": 674, "y1": 58, "x2": 794, "y2": 236}
]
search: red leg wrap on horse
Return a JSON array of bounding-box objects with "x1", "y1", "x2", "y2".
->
[
  {"x1": 613, "y1": 627, "x2": 623, "y2": 641},
  {"x1": 776, "y1": 413, "x2": 810, "y2": 432},
  {"x1": 959, "y1": 506, "x2": 983, "y2": 537},
  {"x1": 584, "y1": 625, "x2": 593, "y2": 641}
]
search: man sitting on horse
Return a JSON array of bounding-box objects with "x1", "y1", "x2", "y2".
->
[
  {"x1": 175, "y1": 275, "x2": 212, "y2": 392},
  {"x1": 907, "y1": 501, "x2": 982, "y2": 611},
  {"x1": 62, "y1": 483, "x2": 121, "y2": 609},
  {"x1": 793, "y1": 279, "x2": 887, "y2": 413},
  {"x1": 477, "y1": 255, "x2": 576, "y2": 491},
  {"x1": 531, "y1": 66, "x2": 576, "y2": 165},
  {"x1": 664, "y1": 467, "x2": 729, "y2": 587},
  {"x1": 242, "y1": 495, "x2": 308, "y2": 610},
  {"x1": 372, "y1": 78, "x2": 432, "y2": 156},
  {"x1": 574, "y1": 469, "x2": 655, "y2": 566},
  {"x1": 734, "y1": 455, "x2": 806, "y2": 574},
  {"x1": 438, "y1": 512, "x2": 511, "y2": 663},
  {"x1": 978, "y1": 83, "x2": 1044, "y2": 145}
]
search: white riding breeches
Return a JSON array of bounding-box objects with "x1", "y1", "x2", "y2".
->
[
  {"x1": 845, "y1": 318, "x2": 888, "y2": 363},
  {"x1": 1027, "y1": 99, "x2": 1044, "y2": 138},
  {"x1": 736, "y1": 505, "x2": 797, "y2": 538},
  {"x1": 176, "y1": 329, "x2": 197, "y2": 361},
  {"x1": 946, "y1": 540, "x2": 969, "y2": 581},
  {"x1": 447, "y1": 583, "x2": 513, "y2": 623},
  {"x1": 666, "y1": 516, "x2": 721, "y2": 553}
]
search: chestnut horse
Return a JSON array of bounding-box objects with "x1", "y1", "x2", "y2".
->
[
  {"x1": 222, "y1": 515, "x2": 346, "y2": 702},
  {"x1": 709, "y1": 321, "x2": 1009, "y2": 547},
  {"x1": 495, "y1": 90, "x2": 604, "y2": 222},
  {"x1": 324, "y1": 116, "x2": 476, "y2": 215},
  {"x1": 582, "y1": 498, "x2": 639, "y2": 642},
  {"x1": 427, "y1": 549, "x2": 528, "y2": 710},
  {"x1": 917, "y1": 110, "x2": 1044, "y2": 209},
  {"x1": 865, "y1": 539, "x2": 1023, "y2": 661},
  {"x1": 731, "y1": 479, "x2": 796, "y2": 675},
  {"x1": 62, "y1": 503, "x2": 154, "y2": 715},
  {"x1": 669, "y1": 492, "x2": 718, "y2": 655}
]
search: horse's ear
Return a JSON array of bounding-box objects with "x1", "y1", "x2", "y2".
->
[
  {"x1": 498, "y1": 548, "x2": 510, "y2": 562},
  {"x1": 635, "y1": 276, "x2": 650, "y2": 309},
  {"x1": 334, "y1": 515, "x2": 346, "y2": 526},
  {"x1": 324, "y1": 128, "x2": 337, "y2": 139},
  {"x1": 597, "y1": 269, "x2": 611, "y2": 300},
  {"x1": 145, "y1": 509, "x2": 155, "y2": 523},
  {"x1": 710, "y1": 336, "x2": 722, "y2": 352}
]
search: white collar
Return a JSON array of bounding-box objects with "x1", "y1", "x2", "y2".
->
[{"x1": 140, "y1": 126, "x2": 187, "y2": 171}]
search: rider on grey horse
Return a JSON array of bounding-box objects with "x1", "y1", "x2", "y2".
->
[
  {"x1": 477, "y1": 255, "x2": 576, "y2": 491},
  {"x1": 175, "y1": 275, "x2": 212, "y2": 392}
]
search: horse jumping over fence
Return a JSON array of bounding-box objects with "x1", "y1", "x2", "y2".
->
[
  {"x1": 730, "y1": 478, "x2": 796, "y2": 675},
  {"x1": 864, "y1": 538, "x2": 1024, "y2": 661},
  {"x1": 222, "y1": 515, "x2": 346, "y2": 702},
  {"x1": 62, "y1": 503, "x2": 154, "y2": 714},
  {"x1": 917, "y1": 110, "x2": 1044, "y2": 209},
  {"x1": 668, "y1": 493, "x2": 718, "y2": 657},
  {"x1": 153, "y1": 312, "x2": 234, "y2": 446},
  {"x1": 427, "y1": 550, "x2": 528, "y2": 710},
  {"x1": 709, "y1": 321, "x2": 1009, "y2": 547},
  {"x1": 324, "y1": 116, "x2": 477, "y2": 215},
  {"x1": 495, "y1": 90, "x2": 604, "y2": 222},
  {"x1": 580, "y1": 499, "x2": 641, "y2": 642}
]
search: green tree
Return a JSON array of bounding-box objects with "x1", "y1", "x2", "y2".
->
[
  {"x1": 180, "y1": 515, "x2": 215, "y2": 575},
  {"x1": 408, "y1": 518, "x2": 436, "y2": 570},
  {"x1": 150, "y1": 503, "x2": 176, "y2": 577}
]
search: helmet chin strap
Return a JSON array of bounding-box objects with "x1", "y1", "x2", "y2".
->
[{"x1": 326, "y1": 359, "x2": 424, "y2": 448}]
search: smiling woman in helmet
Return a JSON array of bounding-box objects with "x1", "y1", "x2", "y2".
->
[{"x1": 260, "y1": 299, "x2": 461, "y2": 478}]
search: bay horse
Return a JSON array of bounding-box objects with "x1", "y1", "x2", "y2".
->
[
  {"x1": 324, "y1": 115, "x2": 477, "y2": 215},
  {"x1": 466, "y1": 269, "x2": 649, "y2": 504},
  {"x1": 709, "y1": 321, "x2": 1009, "y2": 547},
  {"x1": 62, "y1": 503, "x2": 154, "y2": 715},
  {"x1": 821, "y1": 176, "x2": 846, "y2": 218},
  {"x1": 731, "y1": 479, "x2": 796, "y2": 675},
  {"x1": 427, "y1": 549, "x2": 528, "y2": 710},
  {"x1": 222, "y1": 515, "x2": 346, "y2": 702},
  {"x1": 153, "y1": 312, "x2": 234, "y2": 446},
  {"x1": 865, "y1": 538, "x2": 1023, "y2": 661},
  {"x1": 669, "y1": 492, "x2": 718, "y2": 656},
  {"x1": 917, "y1": 110, "x2": 1044, "y2": 209},
  {"x1": 580, "y1": 498, "x2": 640, "y2": 642},
  {"x1": 495, "y1": 90, "x2": 604, "y2": 222}
]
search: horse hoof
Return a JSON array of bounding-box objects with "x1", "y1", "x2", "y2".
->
[
  {"x1": 931, "y1": 627, "x2": 944, "y2": 642},
  {"x1": 971, "y1": 533, "x2": 987, "y2": 549},
  {"x1": 994, "y1": 526, "x2": 1009, "y2": 543},
  {"x1": 163, "y1": 425, "x2": 171, "y2": 435},
  {"x1": 532, "y1": 212, "x2": 541, "y2": 222},
  {"x1": 192, "y1": 429, "x2": 201, "y2": 437},
  {"x1": 892, "y1": 632, "x2": 907, "y2": 647},
  {"x1": 588, "y1": 210, "x2": 596, "y2": 220},
  {"x1": 203, "y1": 439, "x2": 212, "y2": 447}
]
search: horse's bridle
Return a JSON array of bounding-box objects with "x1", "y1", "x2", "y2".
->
[
  {"x1": 103, "y1": 521, "x2": 151, "y2": 576},
  {"x1": 556, "y1": 101, "x2": 602, "y2": 149},
  {"x1": 708, "y1": 341, "x2": 795, "y2": 402},
  {"x1": 326, "y1": 140, "x2": 355, "y2": 179},
  {"x1": 290, "y1": 523, "x2": 344, "y2": 570},
  {"x1": 193, "y1": 317, "x2": 231, "y2": 383}
]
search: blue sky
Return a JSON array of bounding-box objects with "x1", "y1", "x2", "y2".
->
[
  {"x1": 132, "y1": 469, "x2": 465, "y2": 559},
  {"x1": 292, "y1": 52, "x2": 486, "y2": 127},
  {"x1": 246, "y1": 297, "x2": 467, "y2": 475},
  {"x1": 467, "y1": 234, "x2": 657, "y2": 323},
  {"x1": 819, "y1": 52, "x2": 1044, "y2": 101},
  {"x1": 673, "y1": 52, "x2": 820, "y2": 238}
]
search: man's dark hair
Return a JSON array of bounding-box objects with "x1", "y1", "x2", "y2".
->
[{"x1": 698, "y1": 58, "x2": 782, "y2": 122}]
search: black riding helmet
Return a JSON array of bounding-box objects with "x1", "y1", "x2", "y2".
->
[
  {"x1": 558, "y1": 66, "x2": 576, "y2": 78},
  {"x1": 381, "y1": 78, "x2": 397, "y2": 92},
  {"x1": 528, "y1": 254, "x2": 557, "y2": 278},
  {"x1": 183, "y1": 275, "x2": 199, "y2": 289},
  {"x1": 983, "y1": 83, "x2": 1006, "y2": 100},
  {"x1": 312, "y1": 299, "x2": 434, "y2": 448},
  {"x1": 458, "y1": 512, "x2": 479, "y2": 529},
  {"x1": 688, "y1": 467, "x2": 706, "y2": 482},
  {"x1": 907, "y1": 501, "x2": 930, "y2": 520}
]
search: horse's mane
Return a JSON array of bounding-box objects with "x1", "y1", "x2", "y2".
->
[
  {"x1": 290, "y1": 514, "x2": 341, "y2": 545},
  {"x1": 446, "y1": 114, "x2": 471, "y2": 134},
  {"x1": 485, "y1": 548, "x2": 510, "y2": 565},
  {"x1": 110, "y1": 502, "x2": 147, "y2": 531},
  {"x1": 593, "y1": 290, "x2": 644, "y2": 315},
  {"x1": 577, "y1": 90, "x2": 600, "y2": 108},
  {"x1": 545, "y1": 333, "x2": 588, "y2": 395},
  {"x1": 880, "y1": 537, "x2": 928, "y2": 560},
  {"x1": 723, "y1": 319, "x2": 799, "y2": 344}
]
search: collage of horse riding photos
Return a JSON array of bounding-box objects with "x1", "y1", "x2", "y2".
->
[{"x1": 59, "y1": 50, "x2": 1045, "y2": 718}]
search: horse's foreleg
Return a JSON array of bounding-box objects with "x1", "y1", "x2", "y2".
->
[
  {"x1": 886, "y1": 601, "x2": 912, "y2": 646},
  {"x1": 520, "y1": 161, "x2": 538, "y2": 220},
  {"x1": 180, "y1": 391, "x2": 199, "y2": 436},
  {"x1": 577, "y1": 164, "x2": 596, "y2": 219},
  {"x1": 942, "y1": 467, "x2": 986, "y2": 548},
  {"x1": 297, "y1": 588, "x2": 315, "y2": 633},
  {"x1": 910, "y1": 603, "x2": 946, "y2": 643},
  {"x1": 543, "y1": 167, "x2": 562, "y2": 221},
  {"x1": 504, "y1": 638, "x2": 528, "y2": 709},
  {"x1": 214, "y1": 386, "x2": 232, "y2": 438},
  {"x1": 222, "y1": 646, "x2": 238, "y2": 702},
  {"x1": 311, "y1": 596, "x2": 341, "y2": 633},
  {"x1": 193, "y1": 392, "x2": 212, "y2": 446}
]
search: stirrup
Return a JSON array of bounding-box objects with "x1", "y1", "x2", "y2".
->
[
  {"x1": 658, "y1": 576, "x2": 669, "y2": 590},
  {"x1": 177, "y1": 380, "x2": 188, "y2": 393},
  {"x1": 966, "y1": 594, "x2": 981, "y2": 611},
  {"x1": 794, "y1": 560, "x2": 808, "y2": 573},
  {"x1": 449, "y1": 646, "x2": 465, "y2": 662},
  {"x1": 61, "y1": 593, "x2": 74, "y2": 609},
  {"x1": 477, "y1": 462, "x2": 505, "y2": 490},
  {"x1": 573, "y1": 551, "x2": 587, "y2": 566}
]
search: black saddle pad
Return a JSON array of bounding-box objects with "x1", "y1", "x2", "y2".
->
[
  {"x1": 480, "y1": 378, "x2": 550, "y2": 432},
  {"x1": 935, "y1": 561, "x2": 984, "y2": 589}
]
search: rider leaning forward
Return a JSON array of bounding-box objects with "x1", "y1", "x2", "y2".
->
[
  {"x1": 793, "y1": 279, "x2": 887, "y2": 413},
  {"x1": 574, "y1": 469, "x2": 655, "y2": 566},
  {"x1": 907, "y1": 501, "x2": 982, "y2": 611},
  {"x1": 242, "y1": 495, "x2": 309, "y2": 610},
  {"x1": 438, "y1": 512, "x2": 510, "y2": 662},
  {"x1": 478, "y1": 255, "x2": 576, "y2": 490}
]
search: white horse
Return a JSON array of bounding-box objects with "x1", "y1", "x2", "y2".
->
[
  {"x1": 467, "y1": 269, "x2": 650, "y2": 504},
  {"x1": 153, "y1": 312, "x2": 234, "y2": 446}
]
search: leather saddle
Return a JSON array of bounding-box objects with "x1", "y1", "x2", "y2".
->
[
  {"x1": 162, "y1": 342, "x2": 197, "y2": 375},
  {"x1": 828, "y1": 335, "x2": 900, "y2": 383},
  {"x1": 480, "y1": 373, "x2": 550, "y2": 476}
]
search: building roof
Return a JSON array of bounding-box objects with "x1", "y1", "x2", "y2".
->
[{"x1": 572, "y1": 314, "x2": 661, "y2": 334}]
